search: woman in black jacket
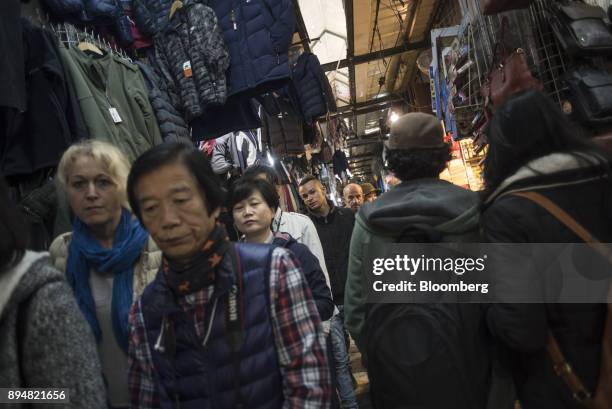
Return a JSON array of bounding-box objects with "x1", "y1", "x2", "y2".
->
[
  {"x1": 481, "y1": 90, "x2": 612, "y2": 409},
  {"x1": 228, "y1": 177, "x2": 334, "y2": 321}
]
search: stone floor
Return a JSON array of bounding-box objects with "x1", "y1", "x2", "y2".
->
[{"x1": 349, "y1": 341, "x2": 372, "y2": 409}]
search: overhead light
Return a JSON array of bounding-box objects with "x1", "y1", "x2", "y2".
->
[
  {"x1": 390, "y1": 112, "x2": 399, "y2": 123},
  {"x1": 365, "y1": 127, "x2": 380, "y2": 135}
]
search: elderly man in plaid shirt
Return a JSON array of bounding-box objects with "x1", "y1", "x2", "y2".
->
[{"x1": 125, "y1": 143, "x2": 331, "y2": 409}]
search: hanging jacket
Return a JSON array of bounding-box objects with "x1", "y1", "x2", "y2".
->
[
  {"x1": 132, "y1": 0, "x2": 173, "y2": 35},
  {"x1": 1, "y1": 20, "x2": 88, "y2": 177},
  {"x1": 136, "y1": 62, "x2": 190, "y2": 142},
  {"x1": 191, "y1": 96, "x2": 263, "y2": 141},
  {"x1": 140, "y1": 244, "x2": 284, "y2": 409},
  {"x1": 260, "y1": 93, "x2": 304, "y2": 156},
  {"x1": 42, "y1": 0, "x2": 133, "y2": 46},
  {"x1": 332, "y1": 150, "x2": 350, "y2": 176},
  {"x1": 60, "y1": 46, "x2": 163, "y2": 162},
  {"x1": 288, "y1": 52, "x2": 337, "y2": 124},
  {"x1": 211, "y1": 132, "x2": 258, "y2": 175},
  {"x1": 209, "y1": 0, "x2": 295, "y2": 98},
  {"x1": 154, "y1": 0, "x2": 230, "y2": 121}
]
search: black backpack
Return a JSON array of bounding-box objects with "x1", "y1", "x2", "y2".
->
[{"x1": 364, "y1": 205, "x2": 496, "y2": 409}]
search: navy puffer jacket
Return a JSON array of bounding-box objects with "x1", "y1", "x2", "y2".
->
[
  {"x1": 290, "y1": 52, "x2": 337, "y2": 124},
  {"x1": 272, "y1": 232, "x2": 334, "y2": 321},
  {"x1": 132, "y1": 0, "x2": 173, "y2": 35},
  {"x1": 43, "y1": 0, "x2": 133, "y2": 45},
  {"x1": 136, "y1": 62, "x2": 190, "y2": 142},
  {"x1": 209, "y1": 0, "x2": 296, "y2": 97}
]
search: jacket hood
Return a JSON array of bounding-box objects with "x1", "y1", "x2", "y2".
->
[
  {"x1": 485, "y1": 151, "x2": 610, "y2": 204},
  {"x1": 359, "y1": 178, "x2": 479, "y2": 234},
  {"x1": 0, "y1": 251, "x2": 58, "y2": 319}
]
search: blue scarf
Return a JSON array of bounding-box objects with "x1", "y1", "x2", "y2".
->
[{"x1": 66, "y1": 208, "x2": 148, "y2": 353}]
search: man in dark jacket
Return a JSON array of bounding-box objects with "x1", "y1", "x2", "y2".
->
[
  {"x1": 299, "y1": 176, "x2": 355, "y2": 306},
  {"x1": 299, "y1": 175, "x2": 358, "y2": 409}
]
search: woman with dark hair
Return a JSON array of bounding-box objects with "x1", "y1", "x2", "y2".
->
[
  {"x1": 229, "y1": 177, "x2": 334, "y2": 321},
  {"x1": 0, "y1": 175, "x2": 107, "y2": 408},
  {"x1": 482, "y1": 90, "x2": 612, "y2": 409}
]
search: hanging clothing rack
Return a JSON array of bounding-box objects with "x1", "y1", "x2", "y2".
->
[{"x1": 49, "y1": 22, "x2": 133, "y2": 63}]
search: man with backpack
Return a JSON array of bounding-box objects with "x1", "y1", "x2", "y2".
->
[{"x1": 344, "y1": 113, "x2": 492, "y2": 408}]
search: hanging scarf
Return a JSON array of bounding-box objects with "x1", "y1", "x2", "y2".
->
[
  {"x1": 163, "y1": 224, "x2": 230, "y2": 296},
  {"x1": 66, "y1": 208, "x2": 149, "y2": 353}
]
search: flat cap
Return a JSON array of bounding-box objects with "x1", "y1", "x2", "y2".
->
[{"x1": 385, "y1": 112, "x2": 445, "y2": 150}]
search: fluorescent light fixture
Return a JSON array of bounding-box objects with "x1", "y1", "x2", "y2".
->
[
  {"x1": 390, "y1": 112, "x2": 399, "y2": 123},
  {"x1": 365, "y1": 127, "x2": 380, "y2": 135}
]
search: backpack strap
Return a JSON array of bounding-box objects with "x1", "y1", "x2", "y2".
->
[
  {"x1": 227, "y1": 243, "x2": 245, "y2": 409},
  {"x1": 512, "y1": 191, "x2": 612, "y2": 408}
]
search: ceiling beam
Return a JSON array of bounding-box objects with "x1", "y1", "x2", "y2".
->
[
  {"x1": 321, "y1": 40, "x2": 428, "y2": 72},
  {"x1": 292, "y1": 0, "x2": 311, "y2": 52},
  {"x1": 323, "y1": 94, "x2": 405, "y2": 120}
]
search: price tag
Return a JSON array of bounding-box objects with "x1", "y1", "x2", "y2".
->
[
  {"x1": 183, "y1": 61, "x2": 193, "y2": 78},
  {"x1": 109, "y1": 107, "x2": 123, "y2": 124}
]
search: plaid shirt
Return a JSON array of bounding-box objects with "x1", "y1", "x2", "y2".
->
[{"x1": 128, "y1": 247, "x2": 331, "y2": 409}]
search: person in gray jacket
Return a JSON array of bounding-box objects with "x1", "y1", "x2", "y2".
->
[{"x1": 0, "y1": 175, "x2": 107, "y2": 409}]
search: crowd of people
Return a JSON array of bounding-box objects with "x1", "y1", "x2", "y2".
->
[{"x1": 0, "y1": 90, "x2": 610, "y2": 409}]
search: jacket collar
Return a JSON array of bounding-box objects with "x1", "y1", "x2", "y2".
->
[
  {"x1": 485, "y1": 151, "x2": 609, "y2": 204},
  {"x1": 308, "y1": 200, "x2": 337, "y2": 224}
]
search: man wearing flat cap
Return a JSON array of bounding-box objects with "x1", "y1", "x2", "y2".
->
[
  {"x1": 343, "y1": 113, "x2": 484, "y2": 407},
  {"x1": 361, "y1": 183, "x2": 380, "y2": 202}
]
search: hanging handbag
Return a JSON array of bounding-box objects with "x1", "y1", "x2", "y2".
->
[
  {"x1": 481, "y1": 0, "x2": 533, "y2": 16},
  {"x1": 566, "y1": 66, "x2": 612, "y2": 126},
  {"x1": 512, "y1": 191, "x2": 612, "y2": 409},
  {"x1": 550, "y1": 1, "x2": 612, "y2": 57},
  {"x1": 482, "y1": 17, "x2": 543, "y2": 111}
]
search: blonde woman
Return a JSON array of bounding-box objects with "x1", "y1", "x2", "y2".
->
[{"x1": 49, "y1": 140, "x2": 160, "y2": 409}]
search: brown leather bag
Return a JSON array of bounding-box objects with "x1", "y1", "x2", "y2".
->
[
  {"x1": 482, "y1": 0, "x2": 534, "y2": 15},
  {"x1": 482, "y1": 17, "x2": 543, "y2": 111},
  {"x1": 513, "y1": 191, "x2": 612, "y2": 409}
]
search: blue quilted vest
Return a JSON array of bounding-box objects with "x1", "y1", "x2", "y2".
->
[{"x1": 140, "y1": 243, "x2": 283, "y2": 409}]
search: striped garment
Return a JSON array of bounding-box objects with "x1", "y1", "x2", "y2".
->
[{"x1": 128, "y1": 247, "x2": 331, "y2": 408}]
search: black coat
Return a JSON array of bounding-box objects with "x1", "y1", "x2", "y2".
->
[
  {"x1": 2, "y1": 20, "x2": 87, "y2": 176},
  {"x1": 272, "y1": 233, "x2": 334, "y2": 321},
  {"x1": 288, "y1": 52, "x2": 336, "y2": 124},
  {"x1": 308, "y1": 203, "x2": 355, "y2": 306},
  {"x1": 482, "y1": 152, "x2": 612, "y2": 409},
  {"x1": 260, "y1": 93, "x2": 304, "y2": 156}
]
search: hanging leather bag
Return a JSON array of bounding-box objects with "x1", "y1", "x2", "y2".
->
[
  {"x1": 482, "y1": 17, "x2": 543, "y2": 112},
  {"x1": 566, "y1": 66, "x2": 612, "y2": 126},
  {"x1": 550, "y1": 1, "x2": 612, "y2": 57},
  {"x1": 482, "y1": 0, "x2": 534, "y2": 15}
]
